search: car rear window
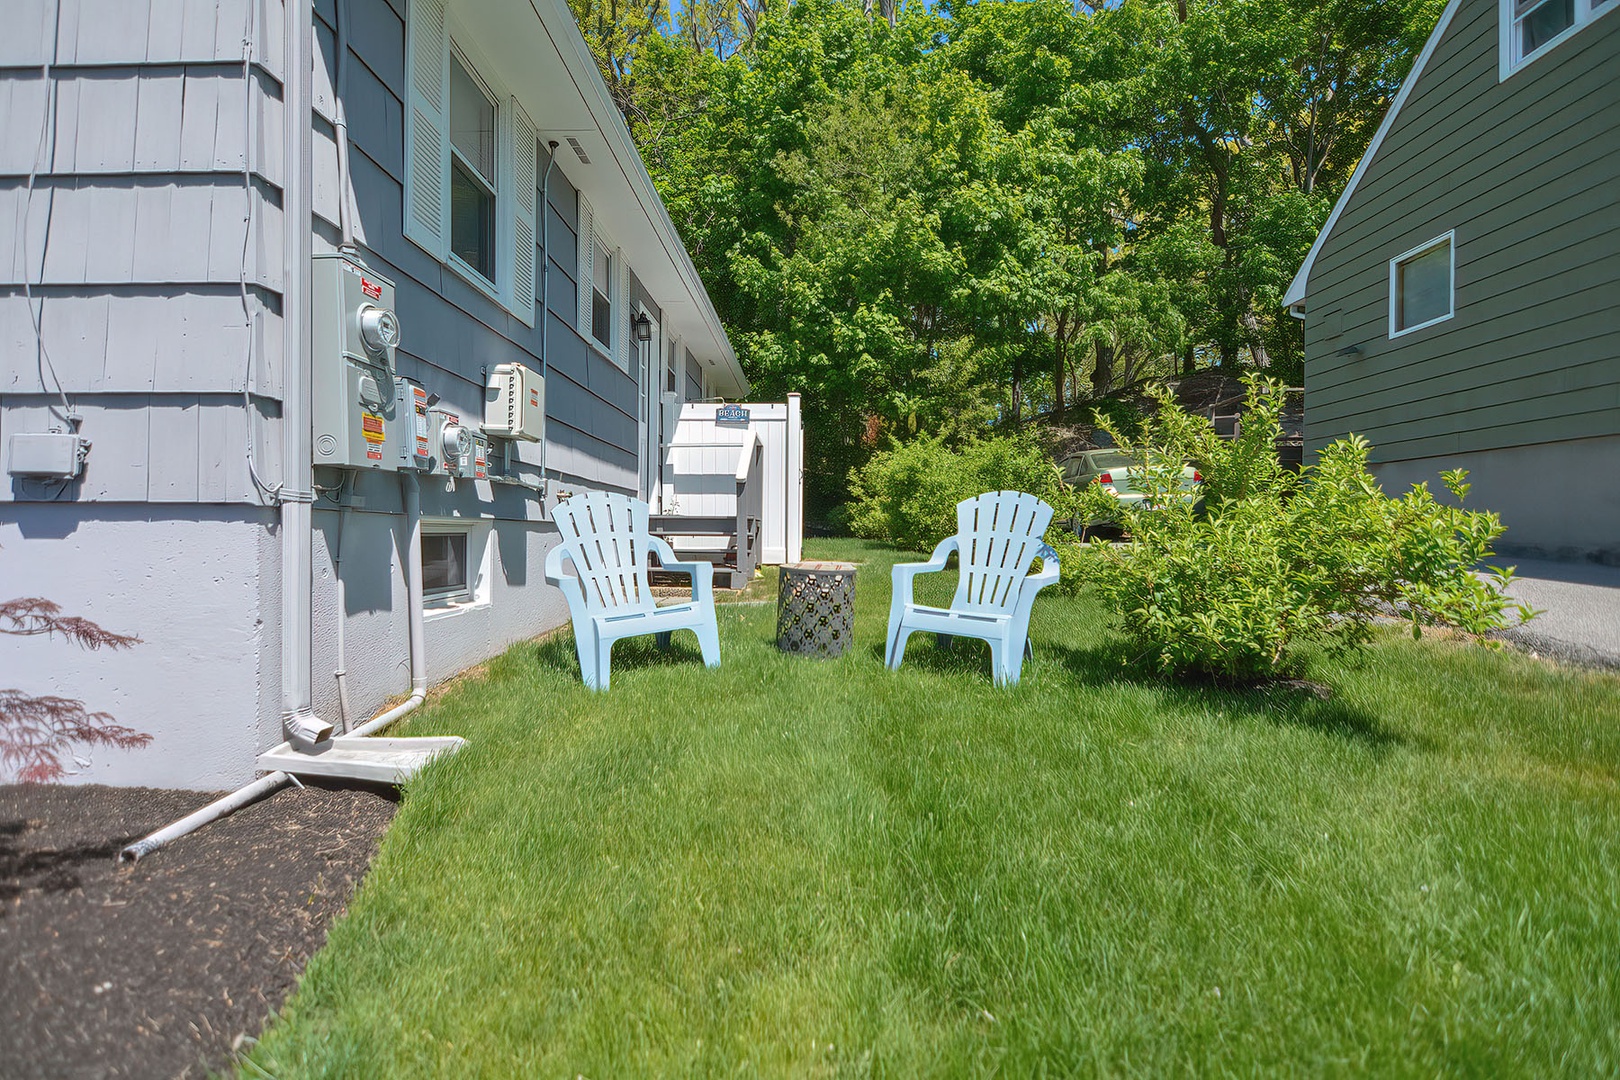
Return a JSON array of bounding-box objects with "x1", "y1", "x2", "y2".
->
[{"x1": 1087, "y1": 452, "x2": 1136, "y2": 471}]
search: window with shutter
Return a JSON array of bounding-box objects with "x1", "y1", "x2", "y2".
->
[
  {"x1": 403, "y1": 0, "x2": 451, "y2": 259},
  {"x1": 402, "y1": 3, "x2": 538, "y2": 323}
]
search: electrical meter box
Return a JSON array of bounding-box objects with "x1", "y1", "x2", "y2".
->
[
  {"x1": 391, "y1": 377, "x2": 432, "y2": 471},
  {"x1": 483, "y1": 362, "x2": 545, "y2": 442},
  {"x1": 311, "y1": 253, "x2": 402, "y2": 470},
  {"x1": 430, "y1": 408, "x2": 479, "y2": 478}
]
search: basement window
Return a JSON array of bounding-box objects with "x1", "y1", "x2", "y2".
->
[
  {"x1": 422, "y1": 530, "x2": 470, "y2": 604},
  {"x1": 1389, "y1": 232, "x2": 1455, "y2": 338}
]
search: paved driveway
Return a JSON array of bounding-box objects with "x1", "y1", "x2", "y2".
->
[{"x1": 1491, "y1": 558, "x2": 1620, "y2": 670}]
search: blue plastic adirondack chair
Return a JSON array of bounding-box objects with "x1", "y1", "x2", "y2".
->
[
  {"x1": 885, "y1": 490, "x2": 1060, "y2": 686},
  {"x1": 544, "y1": 491, "x2": 721, "y2": 690}
]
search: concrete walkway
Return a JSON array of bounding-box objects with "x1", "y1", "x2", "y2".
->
[{"x1": 1491, "y1": 557, "x2": 1620, "y2": 670}]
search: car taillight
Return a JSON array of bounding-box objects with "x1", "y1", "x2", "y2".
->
[
  {"x1": 1193, "y1": 470, "x2": 1202, "y2": 482},
  {"x1": 1097, "y1": 471, "x2": 1113, "y2": 484}
]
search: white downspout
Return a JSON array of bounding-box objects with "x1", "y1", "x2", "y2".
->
[
  {"x1": 345, "y1": 472, "x2": 428, "y2": 738},
  {"x1": 281, "y1": 0, "x2": 331, "y2": 750},
  {"x1": 120, "y1": 0, "x2": 318, "y2": 861}
]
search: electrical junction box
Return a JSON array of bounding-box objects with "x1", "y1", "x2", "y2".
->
[
  {"x1": 311, "y1": 253, "x2": 402, "y2": 470},
  {"x1": 470, "y1": 432, "x2": 489, "y2": 481},
  {"x1": 392, "y1": 378, "x2": 432, "y2": 471},
  {"x1": 6, "y1": 431, "x2": 89, "y2": 479},
  {"x1": 483, "y1": 362, "x2": 545, "y2": 442}
]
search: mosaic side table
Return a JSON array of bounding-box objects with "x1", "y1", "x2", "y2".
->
[{"x1": 776, "y1": 561, "x2": 857, "y2": 658}]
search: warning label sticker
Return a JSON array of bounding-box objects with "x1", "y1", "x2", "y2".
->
[
  {"x1": 361, "y1": 277, "x2": 383, "y2": 301},
  {"x1": 361, "y1": 413, "x2": 386, "y2": 443},
  {"x1": 367, "y1": 447, "x2": 383, "y2": 460}
]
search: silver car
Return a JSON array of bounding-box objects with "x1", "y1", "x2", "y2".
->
[{"x1": 1059, "y1": 450, "x2": 1200, "y2": 535}]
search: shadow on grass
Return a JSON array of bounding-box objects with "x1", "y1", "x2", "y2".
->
[
  {"x1": 1048, "y1": 640, "x2": 1408, "y2": 751},
  {"x1": 533, "y1": 629, "x2": 713, "y2": 685},
  {"x1": 867, "y1": 635, "x2": 1014, "y2": 683}
]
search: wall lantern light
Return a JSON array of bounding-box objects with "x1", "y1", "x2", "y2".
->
[{"x1": 632, "y1": 312, "x2": 654, "y2": 342}]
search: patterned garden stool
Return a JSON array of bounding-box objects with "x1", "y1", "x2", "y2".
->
[{"x1": 776, "y1": 561, "x2": 858, "y2": 658}]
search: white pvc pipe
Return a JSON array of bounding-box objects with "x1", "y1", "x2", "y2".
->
[
  {"x1": 346, "y1": 472, "x2": 428, "y2": 739},
  {"x1": 118, "y1": 772, "x2": 292, "y2": 863}
]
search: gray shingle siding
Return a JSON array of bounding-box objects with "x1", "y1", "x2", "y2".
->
[
  {"x1": 1302, "y1": 0, "x2": 1620, "y2": 464},
  {"x1": 2, "y1": 0, "x2": 652, "y2": 505}
]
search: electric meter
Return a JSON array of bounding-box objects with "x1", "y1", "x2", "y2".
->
[{"x1": 359, "y1": 305, "x2": 401, "y2": 357}]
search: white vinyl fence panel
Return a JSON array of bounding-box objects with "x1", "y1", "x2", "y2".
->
[{"x1": 659, "y1": 395, "x2": 803, "y2": 564}]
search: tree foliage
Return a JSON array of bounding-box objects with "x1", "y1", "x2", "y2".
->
[{"x1": 572, "y1": 0, "x2": 1445, "y2": 514}]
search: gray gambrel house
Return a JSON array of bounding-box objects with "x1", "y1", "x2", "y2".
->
[
  {"x1": 1, "y1": 0, "x2": 748, "y2": 787},
  {"x1": 1284, "y1": 0, "x2": 1618, "y2": 562}
]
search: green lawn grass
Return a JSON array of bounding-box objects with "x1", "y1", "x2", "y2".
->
[{"x1": 247, "y1": 540, "x2": 1620, "y2": 1077}]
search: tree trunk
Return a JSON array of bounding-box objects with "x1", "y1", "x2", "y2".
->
[
  {"x1": 1240, "y1": 308, "x2": 1270, "y2": 369},
  {"x1": 1092, "y1": 341, "x2": 1115, "y2": 397},
  {"x1": 1182, "y1": 343, "x2": 1196, "y2": 376},
  {"x1": 1011, "y1": 354, "x2": 1023, "y2": 427}
]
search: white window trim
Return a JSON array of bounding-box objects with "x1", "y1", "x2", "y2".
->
[
  {"x1": 1388, "y1": 231, "x2": 1456, "y2": 340},
  {"x1": 421, "y1": 519, "x2": 494, "y2": 617},
  {"x1": 1499, "y1": 0, "x2": 1617, "y2": 79}
]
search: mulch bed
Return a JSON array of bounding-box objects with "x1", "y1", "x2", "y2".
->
[{"x1": 0, "y1": 781, "x2": 396, "y2": 1079}]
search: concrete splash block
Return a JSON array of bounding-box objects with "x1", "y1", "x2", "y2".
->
[{"x1": 257, "y1": 736, "x2": 466, "y2": 784}]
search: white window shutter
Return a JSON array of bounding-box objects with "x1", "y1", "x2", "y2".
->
[
  {"x1": 507, "y1": 98, "x2": 539, "y2": 327},
  {"x1": 615, "y1": 253, "x2": 631, "y2": 372},
  {"x1": 403, "y1": 0, "x2": 450, "y2": 258},
  {"x1": 577, "y1": 196, "x2": 594, "y2": 337}
]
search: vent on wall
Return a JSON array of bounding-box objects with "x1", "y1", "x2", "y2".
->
[{"x1": 566, "y1": 137, "x2": 591, "y2": 165}]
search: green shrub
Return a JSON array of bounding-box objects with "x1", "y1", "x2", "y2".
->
[
  {"x1": 1073, "y1": 375, "x2": 1535, "y2": 681},
  {"x1": 847, "y1": 432, "x2": 1084, "y2": 588}
]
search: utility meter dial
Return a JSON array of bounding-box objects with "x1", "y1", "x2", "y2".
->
[
  {"x1": 440, "y1": 421, "x2": 472, "y2": 465},
  {"x1": 358, "y1": 305, "x2": 400, "y2": 357}
]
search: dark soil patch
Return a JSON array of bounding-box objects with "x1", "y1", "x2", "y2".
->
[{"x1": 0, "y1": 781, "x2": 396, "y2": 1079}]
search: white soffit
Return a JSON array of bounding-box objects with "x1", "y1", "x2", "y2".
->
[
  {"x1": 1281, "y1": 0, "x2": 1465, "y2": 313},
  {"x1": 447, "y1": 0, "x2": 747, "y2": 396}
]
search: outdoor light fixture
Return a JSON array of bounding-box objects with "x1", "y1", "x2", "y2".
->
[{"x1": 632, "y1": 312, "x2": 653, "y2": 342}]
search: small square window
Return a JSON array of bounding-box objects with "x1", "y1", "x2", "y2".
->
[
  {"x1": 1390, "y1": 233, "x2": 1454, "y2": 338},
  {"x1": 422, "y1": 532, "x2": 469, "y2": 600}
]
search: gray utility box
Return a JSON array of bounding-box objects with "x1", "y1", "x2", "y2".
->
[
  {"x1": 312, "y1": 253, "x2": 402, "y2": 470},
  {"x1": 392, "y1": 377, "x2": 433, "y2": 471}
]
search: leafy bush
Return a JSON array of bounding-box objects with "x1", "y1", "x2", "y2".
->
[
  {"x1": 1073, "y1": 376, "x2": 1535, "y2": 681},
  {"x1": 847, "y1": 432, "x2": 1084, "y2": 588}
]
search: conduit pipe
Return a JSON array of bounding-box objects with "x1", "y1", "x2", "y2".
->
[
  {"x1": 332, "y1": 0, "x2": 358, "y2": 254},
  {"x1": 119, "y1": 773, "x2": 293, "y2": 863},
  {"x1": 538, "y1": 141, "x2": 559, "y2": 491},
  {"x1": 346, "y1": 472, "x2": 429, "y2": 738}
]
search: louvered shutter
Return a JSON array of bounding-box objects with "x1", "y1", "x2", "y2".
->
[
  {"x1": 402, "y1": 0, "x2": 450, "y2": 258},
  {"x1": 577, "y1": 196, "x2": 594, "y2": 337},
  {"x1": 508, "y1": 98, "x2": 539, "y2": 327},
  {"x1": 615, "y1": 253, "x2": 631, "y2": 372}
]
